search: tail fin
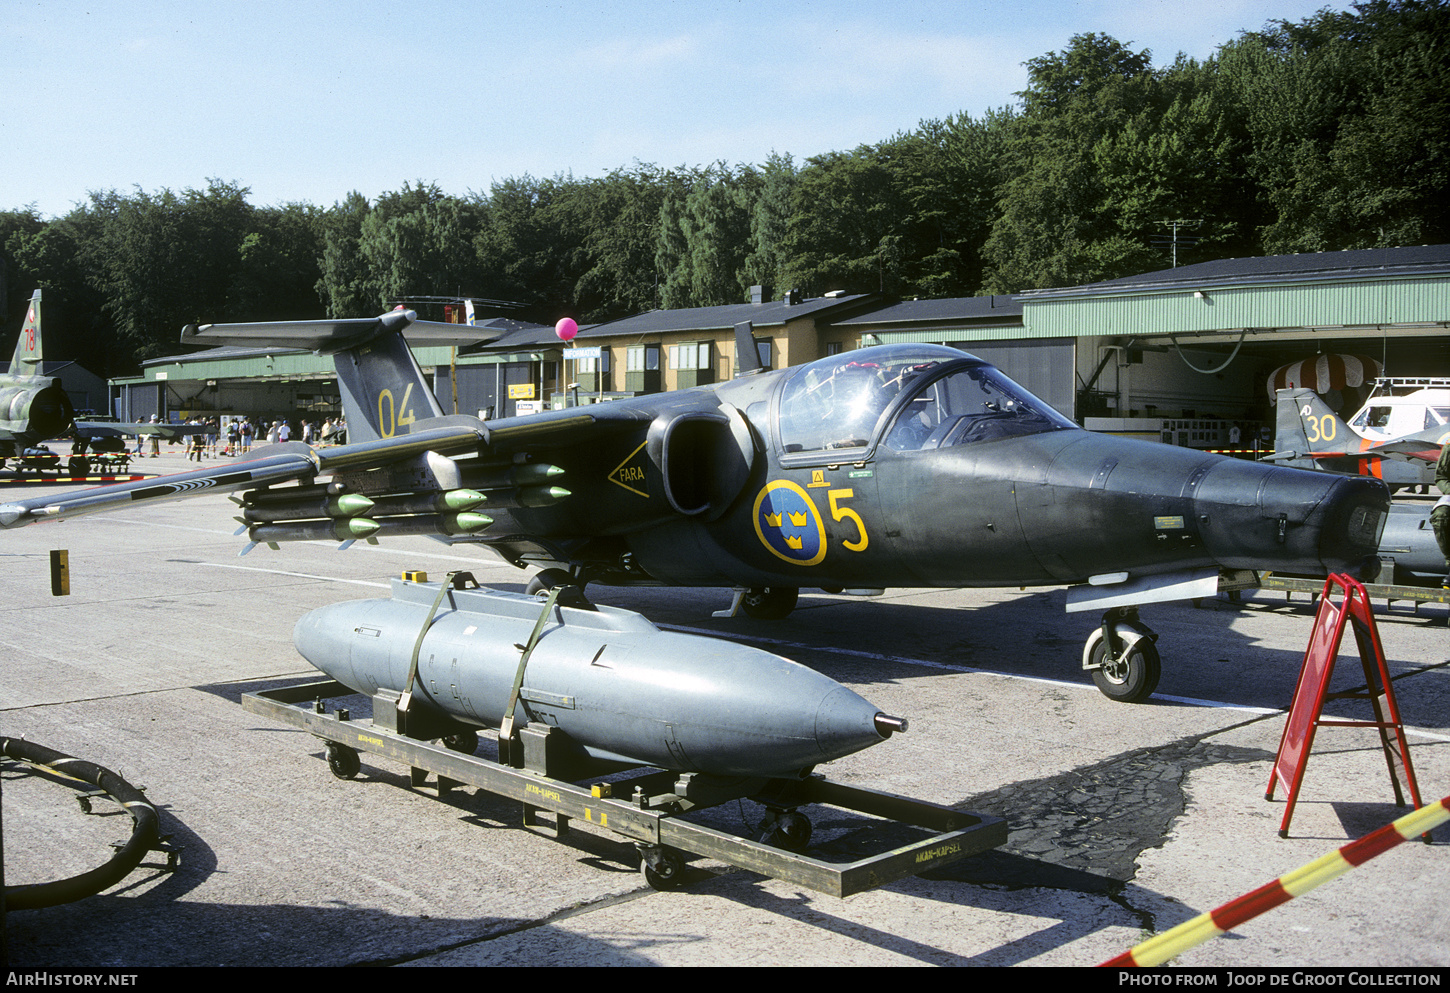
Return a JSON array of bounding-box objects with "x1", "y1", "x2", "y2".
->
[
  {"x1": 11, "y1": 289, "x2": 43, "y2": 371},
  {"x1": 1290, "y1": 387, "x2": 1353, "y2": 453},
  {"x1": 181, "y1": 307, "x2": 502, "y2": 444},
  {"x1": 333, "y1": 323, "x2": 446, "y2": 443}
]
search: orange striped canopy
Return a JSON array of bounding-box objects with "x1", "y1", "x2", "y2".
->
[{"x1": 1267, "y1": 353, "x2": 1382, "y2": 400}]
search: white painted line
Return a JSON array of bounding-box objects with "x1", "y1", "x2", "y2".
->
[
  {"x1": 662, "y1": 622, "x2": 1450, "y2": 741},
  {"x1": 198, "y1": 563, "x2": 390, "y2": 588},
  {"x1": 662, "y1": 623, "x2": 1084, "y2": 689}
]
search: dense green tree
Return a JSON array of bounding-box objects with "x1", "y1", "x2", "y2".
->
[
  {"x1": 779, "y1": 147, "x2": 907, "y2": 296},
  {"x1": 683, "y1": 166, "x2": 758, "y2": 307},
  {"x1": 475, "y1": 173, "x2": 591, "y2": 320},
  {"x1": 655, "y1": 164, "x2": 760, "y2": 309},
  {"x1": 79, "y1": 180, "x2": 255, "y2": 361},
  {"x1": 741, "y1": 152, "x2": 798, "y2": 301},
  {"x1": 1223, "y1": 0, "x2": 1450, "y2": 251},
  {"x1": 229, "y1": 202, "x2": 325, "y2": 321},
  {"x1": 572, "y1": 165, "x2": 685, "y2": 319},
  {"x1": 982, "y1": 34, "x2": 1161, "y2": 292},
  {"x1": 315, "y1": 191, "x2": 377, "y2": 318},
  {"x1": 356, "y1": 182, "x2": 487, "y2": 309}
]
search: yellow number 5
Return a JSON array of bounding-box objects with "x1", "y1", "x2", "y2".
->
[{"x1": 828, "y1": 488, "x2": 868, "y2": 552}]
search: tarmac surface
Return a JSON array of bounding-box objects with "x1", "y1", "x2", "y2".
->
[{"x1": 1, "y1": 443, "x2": 1447, "y2": 968}]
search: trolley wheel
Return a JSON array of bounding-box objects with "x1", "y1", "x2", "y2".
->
[
  {"x1": 741, "y1": 587, "x2": 798, "y2": 620},
  {"x1": 1087, "y1": 633, "x2": 1161, "y2": 703},
  {"x1": 326, "y1": 742, "x2": 361, "y2": 780},
  {"x1": 759, "y1": 811, "x2": 812, "y2": 853},
  {"x1": 639, "y1": 846, "x2": 686, "y2": 891},
  {"x1": 441, "y1": 730, "x2": 478, "y2": 755}
]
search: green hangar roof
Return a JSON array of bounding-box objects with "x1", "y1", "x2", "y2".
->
[{"x1": 1019, "y1": 245, "x2": 1450, "y2": 340}]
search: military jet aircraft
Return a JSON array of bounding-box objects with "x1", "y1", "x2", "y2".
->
[
  {"x1": 1268, "y1": 386, "x2": 1448, "y2": 491},
  {"x1": 0, "y1": 290, "x2": 204, "y2": 464},
  {"x1": 0, "y1": 309, "x2": 1391, "y2": 703},
  {"x1": 0, "y1": 290, "x2": 79, "y2": 458}
]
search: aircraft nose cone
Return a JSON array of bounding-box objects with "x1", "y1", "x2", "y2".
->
[
  {"x1": 1310, "y1": 473, "x2": 1391, "y2": 576},
  {"x1": 1195, "y1": 461, "x2": 1389, "y2": 577},
  {"x1": 814, "y1": 686, "x2": 901, "y2": 764}
]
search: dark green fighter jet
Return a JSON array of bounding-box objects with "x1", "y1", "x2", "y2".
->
[{"x1": 0, "y1": 309, "x2": 1390, "y2": 703}]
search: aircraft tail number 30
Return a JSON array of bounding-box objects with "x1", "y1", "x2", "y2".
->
[
  {"x1": 1300, "y1": 404, "x2": 1337, "y2": 444},
  {"x1": 378, "y1": 384, "x2": 418, "y2": 438}
]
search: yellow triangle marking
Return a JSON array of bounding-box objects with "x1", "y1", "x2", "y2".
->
[{"x1": 608, "y1": 440, "x2": 649, "y2": 497}]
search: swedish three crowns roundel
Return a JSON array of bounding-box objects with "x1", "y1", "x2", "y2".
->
[{"x1": 752, "y1": 480, "x2": 827, "y2": 566}]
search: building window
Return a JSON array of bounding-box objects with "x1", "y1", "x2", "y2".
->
[
  {"x1": 669, "y1": 342, "x2": 714, "y2": 387},
  {"x1": 669, "y1": 342, "x2": 711, "y2": 371},
  {"x1": 625, "y1": 344, "x2": 662, "y2": 394},
  {"x1": 627, "y1": 345, "x2": 659, "y2": 372}
]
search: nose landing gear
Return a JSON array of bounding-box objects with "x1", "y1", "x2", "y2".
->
[{"x1": 1083, "y1": 606, "x2": 1161, "y2": 703}]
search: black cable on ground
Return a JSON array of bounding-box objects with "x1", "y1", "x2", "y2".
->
[{"x1": 1, "y1": 736, "x2": 161, "y2": 910}]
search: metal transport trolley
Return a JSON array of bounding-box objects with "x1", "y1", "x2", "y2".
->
[{"x1": 243, "y1": 679, "x2": 1007, "y2": 896}]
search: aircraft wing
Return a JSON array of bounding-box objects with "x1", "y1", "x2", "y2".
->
[{"x1": 0, "y1": 424, "x2": 490, "y2": 530}]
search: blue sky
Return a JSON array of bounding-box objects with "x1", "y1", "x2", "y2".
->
[{"x1": 5, "y1": 0, "x2": 1354, "y2": 219}]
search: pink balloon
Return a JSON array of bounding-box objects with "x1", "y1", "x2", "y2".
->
[{"x1": 555, "y1": 317, "x2": 578, "y2": 341}]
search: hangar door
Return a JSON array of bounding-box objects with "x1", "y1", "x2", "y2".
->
[
  {"x1": 435, "y1": 361, "x2": 538, "y2": 420},
  {"x1": 947, "y1": 339, "x2": 1075, "y2": 420}
]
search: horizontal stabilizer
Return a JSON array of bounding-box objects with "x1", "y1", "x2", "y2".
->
[
  {"x1": 182, "y1": 309, "x2": 506, "y2": 353},
  {"x1": 1372, "y1": 440, "x2": 1445, "y2": 462}
]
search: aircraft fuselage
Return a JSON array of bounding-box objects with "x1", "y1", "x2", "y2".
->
[{"x1": 466, "y1": 345, "x2": 1389, "y2": 592}]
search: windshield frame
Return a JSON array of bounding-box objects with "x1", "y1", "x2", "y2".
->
[{"x1": 771, "y1": 346, "x2": 1075, "y2": 467}]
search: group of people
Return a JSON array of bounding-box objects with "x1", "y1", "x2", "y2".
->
[{"x1": 131, "y1": 415, "x2": 347, "y2": 460}]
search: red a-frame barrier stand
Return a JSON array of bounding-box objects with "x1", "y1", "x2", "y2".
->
[{"x1": 1266, "y1": 573, "x2": 1425, "y2": 838}]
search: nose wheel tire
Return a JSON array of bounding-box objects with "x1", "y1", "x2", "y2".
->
[{"x1": 1087, "y1": 633, "x2": 1161, "y2": 703}]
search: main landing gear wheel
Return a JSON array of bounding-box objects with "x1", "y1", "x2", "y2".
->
[
  {"x1": 1085, "y1": 630, "x2": 1162, "y2": 703},
  {"x1": 326, "y1": 742, "x2": 361, "y2": 780},
  {"x1": 526, "y1": 569, "x2": 576, "y2": 596},
  {"x1": 527, "y1": 568, "x2": 594, "y2": 608},
  {"x1": 741, "y1": 587, "x2": 798, "y2": 620}
]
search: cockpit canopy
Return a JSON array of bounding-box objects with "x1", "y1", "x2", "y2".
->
[{"x1": 775, "y1": 345, "x2": 1075, "y2": 458}]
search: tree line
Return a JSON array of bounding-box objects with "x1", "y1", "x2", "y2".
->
[{"x1": 3, "y1": 1, "x2": 1446, "y2": 375}]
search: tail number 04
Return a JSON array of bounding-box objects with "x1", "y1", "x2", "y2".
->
[
  {"x1": 378, "y1": 384, "x2": 418, "y2": 438},
  {"x1": 1299, "y1": 405, "x2": 1337, "y2": 443}
]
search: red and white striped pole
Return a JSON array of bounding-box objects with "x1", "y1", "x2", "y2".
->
[{"x1": 1102, "y1": 796, "x2": 1448, "y2": 967}]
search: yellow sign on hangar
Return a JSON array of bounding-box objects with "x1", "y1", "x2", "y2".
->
[{"x1": 507, "y1": 384, "x2": 536, "y2": 400}]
